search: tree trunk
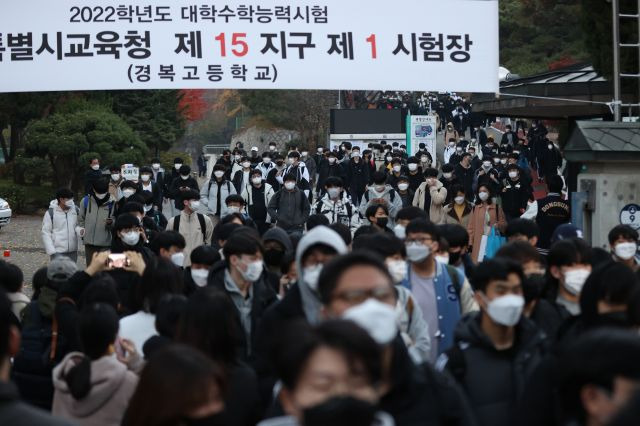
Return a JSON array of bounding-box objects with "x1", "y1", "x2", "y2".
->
[
  {"x1": 0, "y1": 129, "x2": 9, "y2": 162},
  {"x1": 9, "y1": 125, "x2": 23, "y2": 162}
]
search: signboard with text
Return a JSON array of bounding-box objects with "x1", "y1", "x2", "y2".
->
[
  {"x1": 407, "y1": 115, "x2": 437, "y2": 162},
  {"x1": 0, "y1": 0, "x2": 499, "y2": 93}
]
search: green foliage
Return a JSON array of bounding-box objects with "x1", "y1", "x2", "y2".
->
[
  {"x1": 159, "y1": 151, "x2": 192, "y2": 172},
  {"x1": 24, "y1": 106, "x2": 147, "y2": 190},
  {"x1": 0, "y1": 182, "x2": 26, "y2": 213},
  {"x1": 13, "y1": 153, "x2": 51, "y2": 185},
  {"x1": 111, "y1": 90, "x2": 186, "y2": 156}
]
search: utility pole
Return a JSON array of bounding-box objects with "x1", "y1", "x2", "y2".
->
[{"x1": 613, "y1": 0, "x2": 622, "y2": 121}]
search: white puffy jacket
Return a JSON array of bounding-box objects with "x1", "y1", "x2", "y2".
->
[{"x1": 41, "y1": 200, "x2": 79, "y2": 255}]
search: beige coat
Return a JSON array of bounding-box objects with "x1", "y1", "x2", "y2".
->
[
  {"x1": 442, "y1": 202, "x2": 473, "y2": 229},
  {"x1": 166, "y1": 210, "x2": 214, "y2": 267},
  {"x1": 466, "y1": 202, "x2": 507, "y2": 263},
  {"x1": 412, "y1": 180, "x2": 447, "y2": 223}
]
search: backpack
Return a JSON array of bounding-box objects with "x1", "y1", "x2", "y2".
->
[
  {"x1": 208, "y1": 179, "x2": 232, "y2": 194},
  {"x1": 81, "y1": 195, "x2": 114, "y2": 217},
  {"x1": 315, "y1": 199, "x2": 353, "y2": 218},
  {"x1": 173, "y1": 213, "x2": 207, "y2": 244},
  {"x1": 444, "y1": 264, "x2": 462, "y2": 297}
]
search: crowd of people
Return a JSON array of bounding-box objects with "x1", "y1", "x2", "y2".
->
[{"x1": 1, "y1": 125, "x2": 640, "y2": 426}]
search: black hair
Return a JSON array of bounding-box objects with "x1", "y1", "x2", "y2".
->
[
  {"x1": 355, "y1": 233, "x2": 405, "y2": 258},
  {"x1": 179, "y1": 165, "x2": 191, "y2": 176},
  {"x1": 273, "y1": 320, "x2": 382, "y2": 391},
  {"x1": 113, "y1": 214, "x2": 140, "y2": 233},
  {"x1": 441, "y1": 163, "x2": 454, "y2": 173},
  {"x1": 548, "y1": 238, "x2": 592, "y2": 268},
  {"x1": 190, "y1": 245, "x2": 219, "y2": 266},
  {"x1": 317, "y1": 251, "x2": 393, "y2": 305},
  {"x1": 405, "y1": 218, "x2": 439, "y2": 240},
  {"x1": 365, "y1": 203, "x2": 388, "y2": 221},
  {"x1": 0, "y1": 261, "x2": 23, "y2": 293},
  {"x1": 213, "y1": 164, "x2": 226, "y2": 173},
  {"x1": 558, "y1": 329, "x2": 640, "y2": 424},
  {"x1": 324, "y1": 176, "x2": 344, "y2": 188},
  {"x1": 55, "y1": 187, "x2": 74, "y2": 200},
  {"x1": 608, "y1": 225, "x2": 639, "y2": 245},
  {"x1": 92, "y1": 178, "x2": 109, "y2": 194},
  {"x1": 121, "y1": 180, "x2": 138, "y2": 190},
  {"x1": 495, "y1": 241, "x2": 542, "y2": 265},
  {"x1": 423, "y1": 167, "x2": 439, "y2": 178},
  {"x1": 547, "y1": 175, "x2": 564, "y2": 193},
  {"x1": 352, "y1": 225, "x2": 378, "y2": 241},
  {"x1": 174, "y1": 157, "x2": 183, "y2": 164},
  {"x1": 151, "y1": 158, "x2": 161, "y2": 164},
  {"x1": 250, "y1": 168, "x2": 263, "y2": 178},
  {"x1": 222, "y1": 232, "x2": 264, "y2": 260},
  {"x1": 307, "y1": 215, "x2": 330, "y2": 232},
  {"x1": 280, "y1": 252, "x2": 296, "y2": 276},
  {"x1": 216, "y1": 223, "x2": 243, "y2": 242},
  {"x1": 140, "y1": 166, "x2": 152, "y2": 175},
  {"x1": 396, "y1": 206, "x2": 428, "y2": 222},
  {"x1": 372, "y1": 171, "x2": 387, "y2": 185},
  {"x1": 120, "y1": 202, "x2": 144, "y2": 216},
  {"x1": 134, "y1": 257, "x2": 184, "y2": 314},
  {"x1": 471, "y1": 257, "x2": 524, "y2": 292},
  {"x1": 179, "y1": 189, "x2": 200, "y2": 203},
  {"x1": 438, "y1": 223, "x2": 469, "y2": 248},
  {"x1": 155, "y1": 294, "x2": 188, "y2": 338},
  {"x1": 140, "y1": 190, "x2": 154, "y2": 205},
  {"x1": 287, "y1": 151, "x2": 300, "y2": 159},
  {"x1": 329, "y1": 223, "x2": 352, "y2": 246},
  {"x1": 177, "y1": 287, "x2": 241, "y2": 367},
  {"x1": 109, "y1": 165, "x2": 121, "y2": 172},
  {"x1": 0, "y1": 289, "x2": 14, "y2": 359},
  {"x1": 283, "y1": 173, "x2": 297, "y2": 183},
  {"x1": 150, "y1": 231, "x2": 186, "y2": 255},
  {"x1": 475, "y1": 183, "x2": 494, "y2": 205},
  {"x1": 505, "y1": 219, "x2": 540, "y2": 240},
  {"x1": 407, "y1": 156, "x2": 419, "y2": 164},
  {"x1": 225, "y1": 194, "x2": 246, "y2": 205}
]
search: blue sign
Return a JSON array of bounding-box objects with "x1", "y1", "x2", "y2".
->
[{"x1": 620, "y1": 203, "x2": 640, "y2": 230}]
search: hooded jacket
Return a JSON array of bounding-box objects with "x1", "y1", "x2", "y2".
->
[
  {"x1": 42, "y1": 200, "x2": 79, "y2": 255},
  {"x1": 0, "y1": 381, "x2": 72, "y2": 426},
  {"x1": 437, "y1": 313, "x2": 547, "y2": 426},
  {"x1": 412, "y1": 180, "x2": 448, "y2": 224},
  {"x1": 359, "y1": 184, "x2": 403, "y2": 225},
  {"x1": 267, "y1": 187, "x2": 310, "y2": 232},
  {"x1": 77, "y1": 194, "x2": 115, "y2": 248},
  {"x1": 200, "y1": 177, "x2": 237, "y2": 217},
  {"x1": 312, "y1": 193, "x2": 360, "y2": 233},
  {"x1": 166, "y1": 209, "x2": 214, "y2": 267},
  {"x1": 263, "y1": 227, "x2": 294, "y2": 254},
  {"x1": 241, "y1": 182, "x2": 275, "y2": 223},
  {"x1": 52, "y1": 353, "x2": 138, "y2": 426}
]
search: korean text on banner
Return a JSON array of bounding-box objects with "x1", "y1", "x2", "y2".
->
[{"x1": 0, "y1": 0, "x2": 499, "y2": 93}]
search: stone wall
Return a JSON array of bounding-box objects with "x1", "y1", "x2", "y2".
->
[{"x1": 230, "y1": 126, "x2": 300, "y2": 153}]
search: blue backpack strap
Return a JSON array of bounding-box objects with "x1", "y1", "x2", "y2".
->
[{"x1": 83, "y1": 195, "x2": 89, "y2": 210}]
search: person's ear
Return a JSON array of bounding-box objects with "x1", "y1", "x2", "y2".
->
[
  {"x1": 8, "y1": 325, "x2": 20, "y2": 357},
  {"x1": 279, "y1": 388, "x2": 299, "y2": 418},
  {"x1": 580, "y1": 384, "x2": 610, "y2": 423},
  {"x1": 431, "y1": 240, "x2": 439, "y2": 254},
  {"x1": 550, "y1": 265, "x2": 562, "y2": 280},
  {"x1": 529, "y1": 236, "x2": 538, "y2": 247}
]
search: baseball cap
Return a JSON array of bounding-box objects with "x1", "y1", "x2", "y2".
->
[
  {"x1": 551, "y1": 223, "x2": 583, "y2": 244},
  {"x1": 47, "y1": 256, "x2": 78, "y2": 282}
]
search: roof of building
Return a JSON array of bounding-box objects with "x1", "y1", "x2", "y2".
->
[{"x1": 564, "y1": 121, "x2": 640, "y2": 162}]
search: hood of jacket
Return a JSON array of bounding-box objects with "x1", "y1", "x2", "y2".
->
[
  {"x1": 319, "y1": 193, "x2": 350, "y2": 209},
  {"x1": 368, "y1": 184, "x2": 394, "y2": 199},
  {"x1": 295, "y1": 226, "x2": 348, "y2": 324},
  {"x1": 263, "y1": 227, "x2": 293, "y2": 253},
  {"x1": 49, "y1": 199, "x2": 77, "y2": 212},
  {"x1": 52, "y1": 352, "x2": 131, "y2": 418}
]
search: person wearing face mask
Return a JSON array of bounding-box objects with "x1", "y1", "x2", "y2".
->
[
  {"x1": 365, "y1": 204, "x2": 393, "y2": 234},
  {"x1": 405, "y1": 158, "x2": 423, "y2": 193},
  {"x1": 401, "y1": 219, "x2": 478, "y2": 362},
  {"x1": 207, "y1": 232, "x2": 277, "y2": 362},
  {"x1": 345, "y1": 148, "x2": 369, "y2": 206},
  {"x1": 283, "y1": 151, "x2": 311, "y2": 199},
  {"x1": 466, "y1": 147, "x2": 482, "y2": 171},
  {"x1": 443, "y1": 138, "x2": 458, "y2": 165},
  {"x1": 42, "y1": 188, "x2": 80, "y2": 262},
  {"x1": 481, "y1": 136, "x2": 498, "y2": 159},
  {"x1": 312, "y1": 177, "x2": 359, "y2": 233},
  {"x1": 500, "y1": 164, "x2": 532, "y2": 222},
  {"x1": 254, "y1": 226, "x2": 347, "y2": 396},
  {"x1": 538, "y1": 138, "x2": 562, "y2": 183},
  {"x1": 316, "y1": 252, "x2": 476, "y2": 426},
  {"x1": 454, "y1": 153, "x2": 475, "y2": 201},
  {"x1": 299, "y1": 148, "x2": 317, "y2": 189},
  {"x1": 534, "y1": 175, "x2": 570, "y2": 255},
  {"x1": 150, "y1": 230, "x2": 187, "y2": 270},
  {"x1": 167, "y1": 189, "x2": 213, "y2": 267},
  {"x1": 241, "y1": 169, "x2": 275, "y2": 235},
  {"x1": 169, "y1": 165, "x2": 199, "y2": 212},
  {"x1": 472, "y1": 156, "x2": 501, "y2": 196},
  {"x1": 608, "y1": 225, "x2": 639, "y2": 271},
  {"x1": 107, "y1": 165, "x2": 124, "y2": 201},
  {"x1": 265, "y1": 174, "x2": 310, "y2": 235},
  {"x1": 140, "y1": 190, "x2": 167, "y2": 240},
  {"x1": 545, "y1": 238, "x2": 593, "y2": 316},
  {"x1": 444, "y1": 123, "x2": 459, "y2": 146},
  {"x1": 439, "y1": 223, "x2": 475, "y2": 278},
  {"x1": 257, "y1": 152, "x2": 275, "y2": 180},
  {"x1": 266, "y1": 154, "x2": 287, "y2": 192},
  {"x1": 229, "y1": 148, "x2": 245, "y2": 178},
  {"x1": 77, "y1": 179, "x2": 116, "y2": 266},
  {"x1": 315, "y1": 151, "x2": 344, "y2": 197},
  {"x1": 378, "y1": 150, "x2": 394, "y2": 173},
  {"x1": 215, "y1": 149, "x2": 232, "y2": 171},
  {"x1": 115, "y1": 180, "x2": 140, "y2": 217},
  {"x1": 232, "y1": 156, "x2": 254, "y2": 194},
  {"x1": 439, "y1": 163, "x2": 460, "y2": 203},
  {"x1": 201, "y1": 164, "x2": 237, "y2": 225},
  {"x1": 84, "y1": 157, "x2": 103, "y2": 196},
  {"x1": 437, "y1": 257, "x2": 547, "y2": 426},
  {"x1": 442, "y1": 185, "x2": 474, "y2": 228},
  {"x1": 467, "y1": 184, "x2": 507, "y2": 263},
  {"x1": 412, "y1": 168, "x2": 447, "y2": 224},
  {"x1": 181, "y1": 245, "x2": 218, "y2": 295},
  {"x1": 223, "y1": 195, "x2": 257, "y2": 230},
  {"x1": 148, "y1": 158, "x2": 165, "y2": 204},
  {"x1": 448, "y1": 144, "x2": 465, "y2": 167},
  {"x1": 359, "y1": 172, "x2": 402, "y2": 226},
  {"x1": 394, "y1": 176, "x2": 414, "y2": 208},
  {"x1": 137, "y1": 166, "x2": 161, "y2": 211},
  {"x1": 168, "y1": 157, "x2": 184, "y2": 191},
  {"x1": 385, "y1": 159, "x2": 407, "y2": 189}
]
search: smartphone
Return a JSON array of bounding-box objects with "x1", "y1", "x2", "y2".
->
[
  {"x1": 114, "y1": 337, "x2": 127, "y2": 358},
  {"x1": 107, "y1": 253, "x2": 129, "y2": 268}
]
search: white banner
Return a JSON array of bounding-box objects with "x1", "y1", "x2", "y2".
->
[
  {"x1": 408, "y1": 115, "x2": 437, "y2": 163},
  {"x1": 0, "y1": 0, "x2": 498, "y2": 93}
]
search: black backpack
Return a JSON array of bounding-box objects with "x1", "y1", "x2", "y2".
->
[{"x1": 173, "y1": 213, "x2": 208, "y2": 244}]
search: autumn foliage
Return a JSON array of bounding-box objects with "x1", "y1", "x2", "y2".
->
[{"x1": 179, "y1": 89, "x2": 208, "y2": 122}]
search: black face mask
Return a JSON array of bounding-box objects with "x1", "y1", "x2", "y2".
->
[
  {"x1": 264, "y1": 248, "x2": 284, "y2": 267},
  {"x1": 522, "y1": 273, "x2": 545, "y2": 304},
  {"x1": 376, "y1": 217, "x2": 388, "y2": 228},
  {"x1": 303, "y1": 396, "x2": 376, "y2": 426},
  {"x1": 448, "y1": 251, "x2": 461, "y2": 265},
  {"x1": 181, "y1": 413, "x2": 226, "y2": 426}
]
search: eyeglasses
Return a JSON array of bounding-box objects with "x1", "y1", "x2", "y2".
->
[
  {"x1": 333, "y1": 286, "x2": 395, "y2": 305},
  {"x1": 405, "y1": 237, "x2": 433, "y2": 245}
]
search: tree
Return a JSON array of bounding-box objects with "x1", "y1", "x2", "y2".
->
[
  {"x1": 24, "y1": 106, "x2": 147, "y2": 191},
  {"x1": 111, "y1": 90, "x2": 185, "y2": 157},
  {"x1": 179, "y1": 89, "x2": 208, "y2": 122}
]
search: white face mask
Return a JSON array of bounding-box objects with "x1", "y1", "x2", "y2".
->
[
  {"x1": 548, "y1": 144, "x2": 553, "y2": 150},
  {"x1": 435, "y1": 255, "x2": 450, "y2": 265},
  {"x1": 508, "y1": 171, "x2": 518, "y2": 179},
  {"x1": 500, "y1": 159, "x2": 507, "y2": 165},
  {"x1": 301, "y1": 151, "x2": 308, "y2": 157},
  {"x1": 94, "y1": 192, "x2": 108, "y2": 199},
  {"x1": 484, "y1": 294, "x2": 525, "y2": 327},
  {"x1": 406, "y1": 242, "x2": 431, "y2": 263},
  {"x1": 478, "y1": 191, "x2": 489, "y2": 202},
  {"x1": 454, "y1": 196, "x2": 466, "y2": 205},
  {"x1": 238, "y1": 259, "x2": 263, "y2": 282},
  {"x1": 111, "y1": 173, "x2": 120, "y2": 181},
  {"x1": 141, "y1": 174, "x2": 151, "y2": 182},
  {"x1": 175, "y1": 163, "x2": 182, "y2": 170},
  {"x1": 171, "y1": 252, "x2": 185, "y2": 268},
  {"x1": 327, "y1": 188, "x2": 341, "y2": 199},
  {"x1": 152, "y1": 163, "x2": 160, "y2": 170},
  {"x1": 374, "y1": 185, "x2": 386, "y2": 193},
  {"x1": 398, "y1": 183, "x2": 409, "y2": 191},
  {"x1": 251, "y1": 177, "x2": 262, "y2": 185},
  {"x1": 287, "y1": 157, "x2": 296, "y2": 165},
  {"x1": 189, "y1": 200, "x2": 201, "y2": 211},
  {"x1": 482, "y1": 162, "x2": 491, "y2": 170},
  {"x1": 443, "y1": 172, "x2": 452, "y2": 179},
  {"x1": 421, "y1": 156, "x2": 429, "y2": 163},
  {"x1": 227, "y1": 206, "x2": 241, "y2": 214},
  {"x1": 387, "y1": 260, "x2": 407, "y2": 283},
  {"x1": 214, "y1": 171, "x2": 225, "y2": 179},
  {"x1": 328, "y1": 157, "x2": 337, "y2": 164},
  {"x1": 343, "y1": 299, "x2": 398, "y2": 345},
  {"x1": 408, "y1": 163, "x2": 418, "y2": 171},
  {"x1": 303, "y1": 264, "x2": 323, "y2": 291},
  {"x1": 64, "y1": 199, "x2": 74, "y2": 208},
  {"x1": 242, "y1": 161, "x2": 251, "y2": 169},
  {"x1": 284, "y1": 182, "x2": 296, "y2": 190},
  {"x1": 91, "y1": 164, "x2": 100, "y2": 171},
  {"x1": 191, "y1": 268, "x2": 209, "y2": 287},
  {"x1": 262, "y1": 158, "x2": 271, "y2": 164},
  {"x1": 614, "y1": 242, "x2": 637, "y2": 260},
  {"x1": 270, "y1": 146, "x2": 276, "y2": 151},
  {"x1": 393, "y1": 224, "x2": 406, "y2": 239},
  {"x1": 386, "y1": 156, "x2": 393, "y2": 162},
  {"x1": 352, "y1": 151, "x2": 361, "y2": 158},
  {"x1": 234, "y1": 155, "x2": 242, "y2": 162},
  {"x1": 180, "y1": 175, "x2": 190, "y2": 180},
  {"x1": 143, "y1": 204, "x2": 152, "y2": 213},
  {"x1": 563, "y1": 268, "x2": 590, "y2": 295},
  {"x1": 122, "y1": 189, "x2": 136, "y2": 198},
  {"x1": 121, "y1": 231, "x2": 140, "y2": 246},
  {"x1": 392, "y1": 165, "x2": 401, "y2": 173}
]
